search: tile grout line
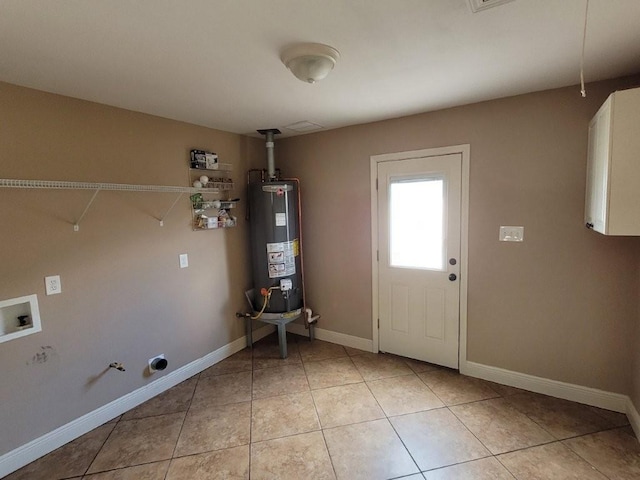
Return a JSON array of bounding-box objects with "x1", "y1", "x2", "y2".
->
[
  {"x1": 444, "y1": 388, "x2": 619, "y2": 473},
  {"x1": 80, "y1": 407, "x2": 174, "y2": 479},
  {"x1": 494, "y1": 441, "x2": 612, "y2": 480},
  {"x1": 80, "y1": 413, "x2": 123, "y2": 478},
  {"x1": 491, "y1": 393, "x2": 625, "y2": 479},
  {"x1": 166, "y1": 374, "x2": 200, "y2": 467},
  {"x1": 561, "y1": 430, "x2": 621, "y2": 480},
  {"x1": 412, "y1": 370, "x2": 448, "y2": 407},
  {"x1": 362, "y1": 375, "x2": 423, "y2": 477},
  {"x1": 303, "y1": 345, "x2": 347, "y2": 480},
  {"x1": 83, "y1": 375, "x2": 199, "y2": 479},
  {"x1": 492, "y1": 454, "x2": 520, "y2": 480},
  {"x1": 442, "y1": 391, "x2": 524, "y2": 472},
  {"x1": 80, "y1": 459, "x2": 173, "y2": 479},
  {"x1": 384, "y1": 418, "x2": 425, "y2": 477},
  {"x1": 445, "y1": 401, "x2": 509, "y2": 457}
]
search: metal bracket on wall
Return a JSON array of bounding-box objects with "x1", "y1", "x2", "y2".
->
[
  {"x1": 74, "y1": 188, "x2": 100, "y2": 231},
  {"x1": 159, "y1": 192, "x2": 184, "y2": 227},
  {"x1": 0, "y1": 178, "x2": 204, "y2": 231}
]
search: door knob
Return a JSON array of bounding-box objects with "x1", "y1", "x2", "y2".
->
[{"x1": 448, "y1": 273, "x2": 457, "y2": 281}]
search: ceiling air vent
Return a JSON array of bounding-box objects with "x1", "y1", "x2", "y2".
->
[
  {"x1": 284, "y1": 121, "x2": 323, "y2": 133},
  {"x1": 468, "y1": 0, "x2": 515, "y2": 13}
]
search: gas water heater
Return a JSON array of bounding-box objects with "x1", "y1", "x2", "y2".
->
[
  {"x1": 248, "y1": 180, "x2": 303, "y2": 313},
  {"x1": 248, "y1": 129, "x2": 304, "y2": 314}
]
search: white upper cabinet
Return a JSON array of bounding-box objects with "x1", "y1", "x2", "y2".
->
[{"x1": 585, "y1": 87, "x2": 640, "y2": 235}]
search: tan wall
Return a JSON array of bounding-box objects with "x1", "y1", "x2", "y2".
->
[
  {"x1": 0, "y1": 82, "x2": 262, "y2": 455},
  {"x1": 3, "y1": 75, "x2": 640, "y2": 457},
  {"x1": 277, "y1": 76, "x2": 640, "y2": 395},
  {"x1": 633, "y1": 264, "x2": 640, "y2": 411}
]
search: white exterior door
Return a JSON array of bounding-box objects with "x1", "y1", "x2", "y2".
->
[{"x1": 377, "y1": 153, "x2": 462, "y2": 368}]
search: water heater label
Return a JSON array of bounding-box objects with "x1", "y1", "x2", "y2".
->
[
  {"x1": 275, "y1": 213, "x2": 287, "y2": 227},
  {"x1": 266, "y1": 241, "x2": 296, "y2": 278}
]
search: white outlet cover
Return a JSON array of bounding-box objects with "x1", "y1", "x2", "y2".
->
[
  {"x1": 499, "y1": 226, "x2": 524, "y2": 242},
  {"x1": 45, "y1": 275, "x2": 62, "y2": 295},
  {"x1": 179, "y1": 253, "x2": 189, "y2": 268}
]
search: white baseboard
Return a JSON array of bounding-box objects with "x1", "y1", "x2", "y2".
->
[
  {"x1": 627, "y1": 397, "x2": 640, "y2": 440},
  {"x1": 286, "y1": 322, "x2": 373, "y2": 352},
  {"x1": 0, "y1": 324, "x2": 274, "y2": 479},
  {"x1": 461, "y1": 360, "x2": 629, "y2": 413},
  {"x1": 6, "y1": 329, "x2": 635, "y2": 479}
]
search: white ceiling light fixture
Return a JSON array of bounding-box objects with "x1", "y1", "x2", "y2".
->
[{"x1": 281, "y1": 43, "x2": 340, "y2": 84}]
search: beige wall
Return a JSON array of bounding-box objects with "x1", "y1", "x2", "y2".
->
[
  {"x1": 3, "y1": 75, "x2": 640, "y2": 458},
  {"x1": 633, "y1": 264, "x2": 640, "y2": 410},
  {"x1": 277, "y1": 76, "x2": 640, "y2": 395},
  {"x1": 0, "y1": 82, "x2": 262, "y2": 455}
]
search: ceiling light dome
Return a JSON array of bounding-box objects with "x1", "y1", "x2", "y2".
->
[{"x1": 281, "y1": 43, "x2": 340, "y2": 84}]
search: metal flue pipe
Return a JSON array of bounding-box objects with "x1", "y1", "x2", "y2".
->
[{"x1": 257, "y1": 128, "x2": 281, "y2": 181}]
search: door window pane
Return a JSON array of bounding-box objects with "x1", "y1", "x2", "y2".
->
[{"x1": 390, "y1": 177, "x2": 444, "y2": 270}]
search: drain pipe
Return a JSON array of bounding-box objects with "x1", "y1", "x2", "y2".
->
[{"x1": 257, "y1": 128, "x2": 281, "y2": 181}]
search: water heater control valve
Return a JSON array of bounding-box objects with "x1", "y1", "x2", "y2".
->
[{"x1": 280, "y1": 279, "x2": 293, "y2": 291}]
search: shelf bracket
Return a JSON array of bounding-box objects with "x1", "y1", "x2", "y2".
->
[
  {"x1": 159, "y1": 192, "x2": 184, "y2": 227},
  {"x1": 74, "y1": 188, "x2": 101, "y2": 232}
]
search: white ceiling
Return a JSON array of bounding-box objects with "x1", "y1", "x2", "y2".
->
[{"x1": 1, "y1": 0, "x2": 640, "y2": 137}]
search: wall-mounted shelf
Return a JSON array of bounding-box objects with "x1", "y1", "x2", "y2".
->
[
  {"x1": 188, "y1": 163, "x2": 238, "y2": 231},
  {"x1": 0, "y1": 178, "x2": 220, "y2": 230},
  {"x1": 189, "y1": 162, "x2": 233, "y2": 172},
  {"x1": 0, "y1": 178, "x2": 200, "y2": 192},
  {"x1": 0, "y1": 294, "x2": 42, "y2": 344}
]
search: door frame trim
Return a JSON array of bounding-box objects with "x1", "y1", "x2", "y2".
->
[{"x1": 370, "y1": 144, "x2": 470, "y2": 369}]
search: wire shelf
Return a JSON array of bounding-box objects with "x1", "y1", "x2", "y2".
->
[
  {"x1": 0, "y1": 177, "x2": 237, "y2": 231},
  {"x1": 0, "y1": 178, "x2": 204, "y2": 193}
]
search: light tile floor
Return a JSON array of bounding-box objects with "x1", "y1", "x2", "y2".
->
[{"x1": 5, "y1": 333, "x2": 640, "y2": 480}]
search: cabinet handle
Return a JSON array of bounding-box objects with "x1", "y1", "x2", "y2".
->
[{"x1": 585, "y1": 222, "x2": 594, "y2": 229}]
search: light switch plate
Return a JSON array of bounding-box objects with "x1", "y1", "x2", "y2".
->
[
  {"x1": 45, "y1": 275, "x2": 62, "y2": 295},
  {"x1": 499, "y1": 226, "x2": 524, "y2": 242},
  {"x1": 179, "y1": 253, "x2": 189, "y2": 268}
]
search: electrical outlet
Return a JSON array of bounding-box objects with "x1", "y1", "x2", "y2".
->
[
  {"x1": 179, "y1": 253, "x2": 188, "y2": 268},
  {"x1": 499, "y1": 226, "x2": 524, "y2": 242},
  {"x1": 45, "y1": 275, "x2": 62, "y2": 295}
]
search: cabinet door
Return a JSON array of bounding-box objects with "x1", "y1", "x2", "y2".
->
[{"x1": 585, "y1": 100, "x2": 611, "y2": 234}]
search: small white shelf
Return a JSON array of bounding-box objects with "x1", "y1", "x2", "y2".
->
[{"x1": 0, "y1": 294, "x2": 42, "y2": 344}]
